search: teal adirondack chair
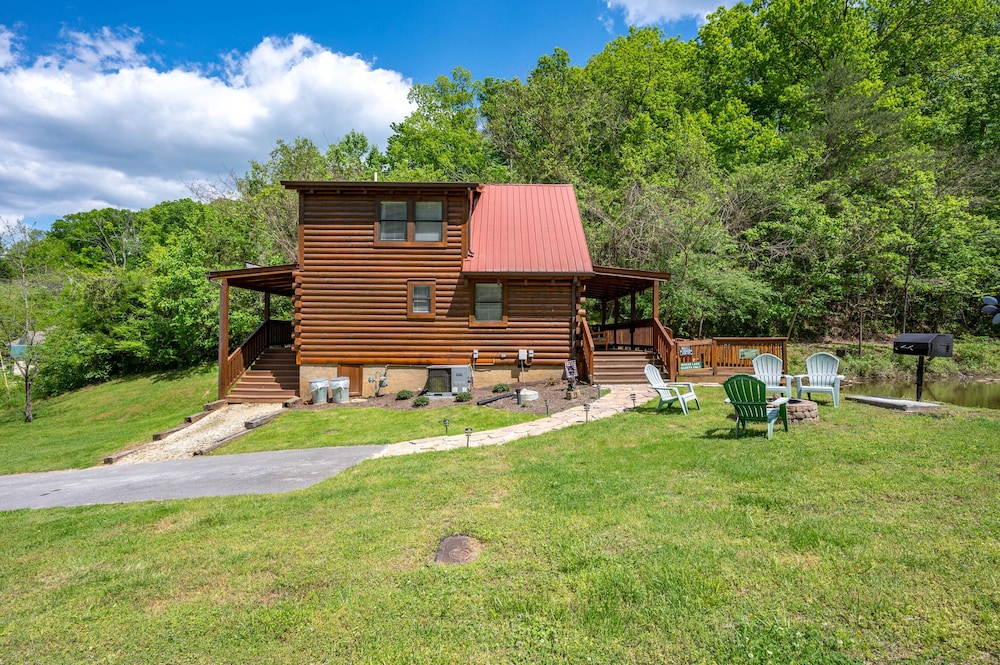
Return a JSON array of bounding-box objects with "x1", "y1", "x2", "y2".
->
[
  {"x1": 751, "y1": 352, "x2": 792, "y2": 397},
  {"x1": 723, "y1": 374, "x2": 788, "y2": 439},
  {"x1": 795, "y1": 352, "x2": 845, "y2": 407},
  {"x1": 644, "y1": 364, "x2": 700, "y2": 415}
]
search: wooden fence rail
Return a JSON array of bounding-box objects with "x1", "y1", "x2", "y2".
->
[{"x1": 220, "y1": 320, "x2": 293, "y2": 399}]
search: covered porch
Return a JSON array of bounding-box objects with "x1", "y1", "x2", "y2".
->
[
  {"x1": 579, "y1": 266, "x2": 788, "y2": 383},
  {"x1": 208, "y1": 264, "x2": 297, "y2": 402},
  {"x1": 579, "y1": 265, "x2": 676, "y2": 382}
]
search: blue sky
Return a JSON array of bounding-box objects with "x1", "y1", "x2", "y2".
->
[{"x1": 0, "y1": 0, "x2": 722, "y2": 228}]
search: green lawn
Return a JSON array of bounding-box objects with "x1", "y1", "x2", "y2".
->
[
  {"x1": 219, "y1": 405, "x2": 539, "y2": 454},
  {"x1": 2, "y1": 388, "x2": 998, "y2": 663},
  {"x1": 0, "y1": 365, "x2": 217, "y2": 474}
]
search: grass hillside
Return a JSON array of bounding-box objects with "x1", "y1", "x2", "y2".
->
[
  {"x1": 1, "y1": 389, "x2": 998, "y2": 663},
  {"x1": 0, "y1": 365, "x2": 216, "y2": 474}
]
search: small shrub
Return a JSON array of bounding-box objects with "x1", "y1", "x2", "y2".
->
[
  {"x1": 412, "y1": 395, "x2": 430, "y2": 407},
  {"x1": 492, "y1": 383, "x2": 510, "y2": 393},
  {"x1": 546, "y1": 377, "x2": 559, "y2": 387},
  {"x1": 454, "y1": 391, "x2": 472, "y2": 402},
  {"x1": 395, "y1": 390, "x2": 414, "y2": 401}
]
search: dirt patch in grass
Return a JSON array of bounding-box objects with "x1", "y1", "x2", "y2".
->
[{"x1": 293, "y1": 381, "x2": 604, "y2": 416}]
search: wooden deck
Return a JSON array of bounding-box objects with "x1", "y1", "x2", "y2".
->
[{"x1": 584, "y1": 323, "x2": 787, "y2": 384}]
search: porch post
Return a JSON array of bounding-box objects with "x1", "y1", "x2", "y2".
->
[
  {"x1": 264, "y1": 292, "x2": 271, "y2": 322},
  {"x1": 218, "y1": 278, "x2": 229, "y2": 400},
  {"x1": 652, "y1": 280, "x2": 660, "y2": 324},
  {"x1": 630, "y1": 292, "x2": 636, "y2": 348}
]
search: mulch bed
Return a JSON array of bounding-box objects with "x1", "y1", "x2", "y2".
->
[{"x1": 293, "y1": 381, "x2": 605, "y2": 416}]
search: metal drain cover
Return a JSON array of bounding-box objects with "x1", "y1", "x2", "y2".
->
[{"x1": 434, "y1": 535, "x2": 482, "y2": 564}]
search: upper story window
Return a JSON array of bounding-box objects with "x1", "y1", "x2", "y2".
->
[{"x1": 377, "y1": 200, "x2": 444, "y2": 245}]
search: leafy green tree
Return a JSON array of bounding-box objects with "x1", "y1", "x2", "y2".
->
[
  {"x1": 49, "y1": 208, "x2": 142, "y2": 270},
  {"x1": 327, "y1": 131, "x2": 387, "y2": 181},
  {"x1": 386, "y1": 68, "x2": 510, "y2": 182},
  {"x1": 140, "y1": 234, "x2": 231, "y2": 368},
  {"x1": 0, "y1": 222, "x2": 62, "y2": 421}
]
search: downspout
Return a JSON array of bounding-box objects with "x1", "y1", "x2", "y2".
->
[
  {"x1": 571, "y1": 276, "x2": 578, "y2": 354},
  {"x1": 466, "y1": 186, "x2": 477, "y2": 259}
]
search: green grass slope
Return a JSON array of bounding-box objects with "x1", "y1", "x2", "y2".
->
[
  {"x1": 2, "y1": 388, "x2": 998, "y2": 663},
  {"x1": 0, "y1": 365, "x2": 217, "y2": 474},
  {"x1": 221, "y1": 405, "x2": 538, "y2": 454}
]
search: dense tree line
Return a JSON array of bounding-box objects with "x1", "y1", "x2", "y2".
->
[{"x1": 2, "y1": 0, "x2": 998, "y2": 416}]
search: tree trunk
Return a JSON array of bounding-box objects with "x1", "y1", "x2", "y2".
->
[
  {"x1": 785, "y1": 287, "x2": 812, "y2": 339},
  {"x1": 23, "y1": 371, "x2": 33, "y2": 423},
  {"x1": 901, "y1": 253, "x2": 915, "y2": 334}
]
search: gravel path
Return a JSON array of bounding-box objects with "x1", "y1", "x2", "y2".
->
[{"x1": 117, "y1": 403, "x2": 283, "y2": 464}]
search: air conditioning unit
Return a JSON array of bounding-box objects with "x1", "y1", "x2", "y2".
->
[{"x1": 425, "y1": 365, "x2": 472, "y2": 396}]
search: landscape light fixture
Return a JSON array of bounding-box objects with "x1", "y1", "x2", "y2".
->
[
  {"x1": 630, "y1": 393, "x2": 637, "y2": 409},
  {"x1": 443, "y1": 418, "x2": 450, "y2": 435},
  {"x1": 583, "y1": 403, "x2": 590, "y2": 422},
  {"x1": 465, "y1": 427, "x2": 473, "y2": 447},
  {"x1": 544, "y1": 399, "x2": 549, "y2": 415}
]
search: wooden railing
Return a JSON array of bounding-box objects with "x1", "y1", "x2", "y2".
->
[
  {"x1": 713, "y1": 337, "x2": 788, "y2": 373},
  {"x1": 592, "y1": 320, "x2": 654, "y2": 349},
  {"x1": 220, "y1": 320, "x2": 293, "y2": 399},
  {"x1": 675, "y1": 336, "x2": 788, "y2": 376},
  {"x1": 652, "y1": 319, "x2": 677, "y2": 380},
  {"x1": 675, "y1": 339, "x2": 715, "y2": 375},
  {"x1": 590, "y1": 319, "x2": 676, "y2": 379},
  {"x1": 579, "y1": 319, "x2": 596, "y2": 383},
  {"x1": 582, "y1": 321, "x2": 785, "y2": 382}
]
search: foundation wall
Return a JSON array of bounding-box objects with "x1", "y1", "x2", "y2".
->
[{"x1": 300, "y1": 362, "x2": 566, "y2": 399}]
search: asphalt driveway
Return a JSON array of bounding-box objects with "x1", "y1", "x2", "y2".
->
[{"x1": 0, "y1": 445, "x2": 386, "y2": 511}]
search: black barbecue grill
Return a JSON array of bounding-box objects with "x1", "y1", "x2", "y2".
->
[{"x1": 892, "y1": 333, "x2": 953, "y2": 401}]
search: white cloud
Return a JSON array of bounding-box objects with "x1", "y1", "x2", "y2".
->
[
  {"x1": 0, "y1": 25, "x2": 18, "y2": 69},
  {"x1": 0, "y1": 27, "x2": 414, "y2": 224},
  {"x1": 607, "y1": 0, "x2": 734, "y2": 25}
]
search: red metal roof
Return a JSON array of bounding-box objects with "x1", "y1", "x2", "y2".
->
[{"x1": 462, "y1": 184, "x2": 594, "y2": 275}]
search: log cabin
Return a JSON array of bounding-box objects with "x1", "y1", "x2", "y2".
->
[{"x1": 209, "y1": 181, "x2": 677, "y2": 403}]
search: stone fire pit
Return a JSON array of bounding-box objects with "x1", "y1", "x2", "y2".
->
[{"x1": 783, "y1": 398, "x2": 819, "y2": 423}]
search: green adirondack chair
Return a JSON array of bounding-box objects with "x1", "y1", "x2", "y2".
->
[{"x1": 723, "y1": 374, "x2": 789, "y2": 439}]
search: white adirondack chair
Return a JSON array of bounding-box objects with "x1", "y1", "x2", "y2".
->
[
  {"x1": 751, "y1": 353, "x2": 792, "y2": 398},
  {"x1": 644, "y1": 364, "x2": 700, "y2": 415},
  {"x1": 795, "y1": 352, "x2": 845, "y2": 407}
]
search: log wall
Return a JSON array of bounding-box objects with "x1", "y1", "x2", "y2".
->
[{"x1": 294, "y1": 187, "x2": 576, "y2": 367}]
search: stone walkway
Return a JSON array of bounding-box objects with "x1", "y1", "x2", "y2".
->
[{"x1": 377, "y1": 384, "x2": 656, "y2": 458}]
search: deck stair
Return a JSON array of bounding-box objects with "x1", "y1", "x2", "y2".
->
[
  {"x1": 226, "y1": 348, "x2": 299, "y2": 403},
  {"x1": 591, "y1": 350, "x2": 659, "y2": 384}
]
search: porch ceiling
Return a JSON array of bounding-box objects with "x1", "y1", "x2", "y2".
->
[
  {"x1": 208, "y1": 264, "x2": 297, "y2": 297},
  {"x1": 583, "y1": 265, "x2": 672, "y2": 302}
]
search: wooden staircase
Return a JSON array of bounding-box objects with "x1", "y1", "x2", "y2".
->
[
  {"x1": 226, "y1": 348, "x2": 299, "y2": 403},
  {"x1": 591, "y1": 350, "x2": 659, "y2": 384}
]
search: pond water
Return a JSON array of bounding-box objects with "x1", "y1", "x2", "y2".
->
[{"x1": 842, "y1": 378, "x2": 1000, "y2": 410}]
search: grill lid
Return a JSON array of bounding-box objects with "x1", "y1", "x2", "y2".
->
[{"x1": 892, "y1": 333, "x2": 953, "y2": 357}]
